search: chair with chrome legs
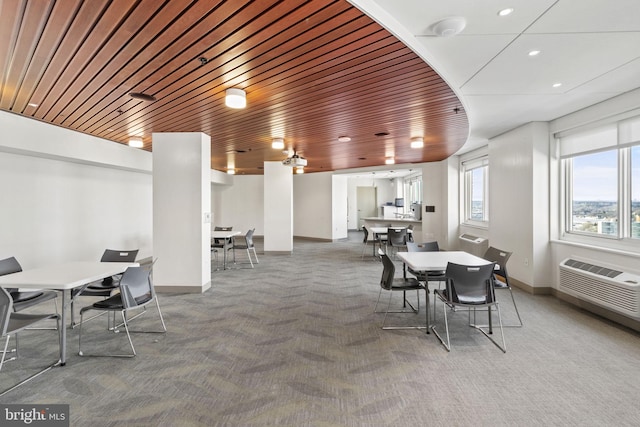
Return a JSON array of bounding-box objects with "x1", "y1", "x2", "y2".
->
[
  {"x1": 0, "y1": 257, "x2": 58, "y2": 314},
  {"x1": 482, "y1": 246, "x2": 523, "y2": 327},
  {"x1": 361, "y1": 227, "x2": 381, "y2": 260},
  {"x1": 233, "y1": 228, "x2": 258, "y2": 268},
  {"x1": 0, "y1": 287, "x2": 60, "y2": 396},
  {"x1": 78, "y1": 263, "x2": 166, "y2": 358},
  {"x1": 406, "y1": 241, "x2": 446, "y2": 291},
  {"x1": 431, "y1": 262, "x2": 505, "y2": 352},
  {"x1": 374, "y1": 250, "x2": 428, "y2": 330},
  {"x1": 387, "y1": 228, "x2": 407, "y2": 258},
  {"x1": 70, "y1": 249, "x2": 139, "y2": 328}
]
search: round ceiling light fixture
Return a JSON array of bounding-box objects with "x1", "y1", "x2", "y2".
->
[
  {"x1": 272, "y1": 138, "x2": 285, "y2": 149},
  {"x1": 429, "y1": 17, "x2": 466, "y2": 37},
  {"x1": 410, "y1": 137, "x2": 424, "y2": 149},
  {"x1": 225, "y1": 88, "x2": 246, "y2": 109},
  {"x1": 337, "y1": 136, "x2": 351, "y2": 143},
  {"x1": 128, "y1": 136, "x2": 144, "y2": 148}
]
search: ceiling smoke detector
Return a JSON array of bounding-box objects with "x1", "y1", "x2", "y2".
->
[{"x1": 429, "y1": 17, "x2": 466, "y2": 37}]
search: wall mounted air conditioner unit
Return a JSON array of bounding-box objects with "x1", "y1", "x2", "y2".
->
[
  {"x1": 559, "y1": 257, "x2": 640, "y2": 319},
  {"x1": 458, "y1": 233, "x2": 488, "y2": 257}
]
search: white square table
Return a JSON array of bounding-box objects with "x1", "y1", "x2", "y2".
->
[
  {"x1": 0, "y1": 261, "x2": 138, "y2": 365},
  {"x1": 212, "y1": 230, "x2": 241, "y2": 269}
]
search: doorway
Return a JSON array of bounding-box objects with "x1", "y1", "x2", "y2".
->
[{"x1": 357, "y1": 186, "x2": 377, "y2": 230}]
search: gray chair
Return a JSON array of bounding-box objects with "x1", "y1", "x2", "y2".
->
[
  {"x1": 0, "y1": 287, "x2": 60, "y2": 396},
  {"x1": 374, "y1": 250, "x2": 428, "y2": 330},
  {"x1": 70, "y1": 249, "x2": 139, "y2": 327},
  {"x1": 482, "y1": 246, "x2": 523, "y2": 327},
  {"x1": 78, "y1": 263, "x2": 166, "y2": 358},
  {"x1": 233, "y1": 228, "x2": 258, "y2": 268},
  {"x1": 0, "y1": 257, "x2": 58, "y2": 313},
  {"x1": 406, "y1": 241, "x2": 446, "y2": 290},
  {"x1": 361, "y1": 227, "x2": 382, "y2": 259},
  {"x1": 387, "y1": 228, "x2": 407, "y2": 258},
  {"x1": 431, "y1": 262, "x2": 505, "y2": 352}
]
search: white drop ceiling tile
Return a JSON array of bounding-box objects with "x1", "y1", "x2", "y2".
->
[
  {"x1": 462, "y1": 32, "x2": 640, "y2": 94},
  {"x1": 415, "y1": 34, "x2": 514, "y2": 87},
  {"x1": 528, "y1": 0, "x2": 640, "y2": 33},
  {"x1": 570, "y1": 57, "x2": 640, "y2": 94},
  {"x1": 372, "y1": 0, "x2": 556, "y2": 35},
  {"x1": 464, "y1": 92, "x2": 616, "y2": 139}
]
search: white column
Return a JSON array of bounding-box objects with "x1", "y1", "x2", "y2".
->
[
  {"x1": 152, "y1": 132, "x2": 211, "y2": 292},
  {"x1": 264, "y1": 161, "x2": 293, "y2": 253}
]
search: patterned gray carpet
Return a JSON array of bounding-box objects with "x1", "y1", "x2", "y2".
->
[{"x1": 2, "y1": 233, "x2": 640, "y2": 426}]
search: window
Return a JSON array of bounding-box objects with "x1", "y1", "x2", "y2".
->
[
  {"x1": 567, "y1": 150, "x2": 618, "y2": 236},
  {"x1": 462, "y1": 157, "x2": 489, "y2": 225},
  {"x1": 559, "y1": 114, "x2": 640, "y2": 243},
  {"x1": 631, "y1": 146, "x2": 640, "y2": 238},
  {"x1": 404, "y1": 173, "x2": 422, "y2": 207}
]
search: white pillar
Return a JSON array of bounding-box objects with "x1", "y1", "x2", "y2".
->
[
  {"x1": 152, "y1": 132, "x2": 211, "y2": 292},
  {"x1": 264, "y1": 161, "x2": 293, "y2": 253}
]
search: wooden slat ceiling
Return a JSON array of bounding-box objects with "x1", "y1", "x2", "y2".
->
[{"x1": 0, "y1": 0, "x2": 468, "y2": 174}]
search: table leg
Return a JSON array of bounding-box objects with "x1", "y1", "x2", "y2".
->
[
  {"x1": 59, "y1": 289, "x2": 68, "y2": 366},
  {"x1": 223, "y1": 238, "x2": 228, "y2": 269},
  {"x1": 373, "y1": 233, "x2": 377, "y2": 256}
]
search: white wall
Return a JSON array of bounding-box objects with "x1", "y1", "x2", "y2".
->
[
  {"x1": 264, "y1": 162, "x2": 293, "y2": 252},
  {"x1": 332, "y1": 175, "x2": 348, "y2": 239},
  {"x1": 346, "y1": 177, "x2": 396, "y2": 230},
  {"x1": 421, "y1": 162, "x2": 445, "y2": 245},
  {"x1": 489, "y1": 122, "x2": 551, "y2": 288},
  {"x1": 294, "y1": 172, "x2": 333, "y2": 239},
  {"x1": 0, "y1": 111, "x2": 152, "y2": 269},
  {"x1": 213, "y1": 175, "x2": 264, "y2": 235},
  {"x1": 152, "y1": 132, "x2": 211, "y2": 291}
]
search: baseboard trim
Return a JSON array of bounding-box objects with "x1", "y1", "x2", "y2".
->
[
  {"x1": 155, "y1": 282, "x2": 211, "y2": 294},
  {"x1": 510, "y1": 278, "x2": 552, "y2": 295},
  {"x1": 553, "y1": 289, "x2": 640, "y2": 333}
]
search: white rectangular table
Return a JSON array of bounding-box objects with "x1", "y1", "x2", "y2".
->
[
  {"x1": 397, "y1": 251, "x2": 496, "y2": 332},
  {"x1": 0, "y1": 261, "x2": 138, "y2": 365},
  {"x1": 397, "y1": 251, "x2": 491, "y2": 274},
  {"x1": 212, "y1": 231, "x2": 241, "y2": 269}
]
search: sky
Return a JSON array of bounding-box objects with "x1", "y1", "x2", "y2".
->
[{"x1": 573, "y1": 148, "x2": 640, "y2": 201}]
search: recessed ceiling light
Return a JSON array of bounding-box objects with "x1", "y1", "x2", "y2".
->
[
  {"x1": 28, "y1": 102, "x2": 38, "y2": 107},
  {"x1": 337, "y1": 136, "x2": 351, "y2": 143},
  {"x1": 498, "y1": 8, "x2": 514, "y2": 17},
  {"x1": 410, "y1": 137, "x2": 424, "y2": 149},
  {"x1": 128, "y1": 137, "x2": 143, "y2": 148},
  {"x1": 385, "y1": 158, "x2": 395, "y2": 165},
  {"x1": 553, "y1": 82, "x2": 562, "y2": 88},
  {"x1": 528, "y1": 50, "x2": 540, "y2": 56},
  {"x1": 272, "y1": 138, "x2": 285, "y2": 149},
  {"x1": 295, "y1": 166, "x2": 305, "y2": 174},
  {"x1": 227, "y1": 169, "x2": 235, "y2": 175}
]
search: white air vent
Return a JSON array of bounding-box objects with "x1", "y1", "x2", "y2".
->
[
  {"x1": 458, "y1": 234, "x2": 488, "y2": 257},
  {"x1": 559, "y1": 257, "x2": 640, "y2": 319}
]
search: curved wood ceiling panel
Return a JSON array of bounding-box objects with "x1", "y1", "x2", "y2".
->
[{"x1": 0, "y1": 0, "x2": 468, "y2": 174}]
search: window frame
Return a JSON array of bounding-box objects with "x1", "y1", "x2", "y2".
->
[
  {"x1": 557, "y1": 113, "x2": 640, "y2": 252},
  {"x1": 461, "y1": 156, "x2": 489, "y2": 227}
]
